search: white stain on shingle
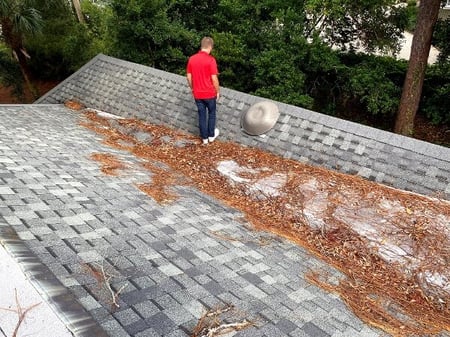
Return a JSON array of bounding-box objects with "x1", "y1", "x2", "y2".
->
[
  {"x1": 246, "y1": 250, "x2": 264, "y2": 260},
  {"x1": 323, "y1": 136, "x2": 335, "y2": 146},
  {"x1": 63, "y1": 215, "x2": 85, "y2": 226},
  {"x1": 242, "y1": 262, "x2": 270, "y2": 273},
  {"x1": 244, "y1": 284, "x2": 267, "y2": 299},
  {"x1": 159, "y1": 263, "x2": 183, "y2": 276},
  {"x1": 261, "y1": 274, "x2": 276, "y2": 285},
  {"x1": 78, "y1": 212, "x2": 96, "y2": 221},
  {"x1": 78, "y1": 250, "x2": 103, "y2": 263},
  {"x1": 355, "y1": 144, "x2": 366, "y2": 155},
  {"x1": 17, "y1": 231, "x2": 35, "y2": 241},
  {"x1": 194, "y1": 250, "x2": 213, "y2": 262},
  {"x1": 3, "y1": 216, "x2": 22, "y2": 226},
  {"x1": 0, "y1": 186, "x2": 14, "y2": 194},
  {"x1": 288, "y1": 288, "x2": 315, "y2": 303}
]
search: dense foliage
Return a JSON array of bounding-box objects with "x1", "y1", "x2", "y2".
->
[
  {"x1": 433, "y1": 17, "x2": 450, "y2": 63},
  {"x1": 0, "y1": 0, "x2": 448, "y2": 130},
  {"x1": 107, "y1": 0, "x2": 195, "y2": 73},
  {"x1": 421, "y1": 62, "x2": 450, "y2": 125},
  {"x1": 0, "y1": 44, "x2": 23, "y2": 98}
]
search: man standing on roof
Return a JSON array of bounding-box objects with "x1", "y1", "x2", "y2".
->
[{"x1": 186, "y1": 36, "x2": 220, "y2": 145}]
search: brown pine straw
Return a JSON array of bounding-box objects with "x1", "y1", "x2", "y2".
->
[
  {"x1": 90, "y1": 153, "x2": 128, "y2": 175},
  {"x1": 136, "y1": 162, "x2": 188, "y2": 204},
  {"x1": 64, "y1": 100, "x2": 85, "y2": 110},
  {"x1": 306, "y1": 270, "x2": 442, "y2": 336},
  {"x1": 77, "y1": 108, "x2": 450, "y2": 337}
]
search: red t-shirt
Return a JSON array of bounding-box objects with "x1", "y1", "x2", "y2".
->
[{"x1": 186, "y1": 51, "x2": 218, "y2": 99}]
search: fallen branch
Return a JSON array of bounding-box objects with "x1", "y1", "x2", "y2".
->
[
  {"x1": 191, "y1": 304, "x2": 255, "y2": 337},
  {"x1": 99, "y1": 262, "x2": 127, "y2": 308},
  {"x1": 81, "y1": 257, "x2": 128, "y2": 310},
  {"x1": 197, "y1": 320, "x2": 254, "y2": 337},
  {"x1": 0, "y1": 289, "x2": 41, "y2": 337}
]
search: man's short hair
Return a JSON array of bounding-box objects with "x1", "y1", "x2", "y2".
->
[{"x1": 201, "y1": 37, "x2": 214, "y2": 49}]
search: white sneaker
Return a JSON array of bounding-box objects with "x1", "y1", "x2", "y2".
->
[
  {"x1": 202, "y1": 139, "x2": 208, "y2": 145},
  {"x1": 208, "y1": 128, "x2": 220, "y2": 143}
]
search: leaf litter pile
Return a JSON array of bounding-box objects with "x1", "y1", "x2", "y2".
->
[
  {"x1": 90, "y1": 153, "x2": 128, "y2": 176},
  {"x1": 76, "y1": 106, "x2": 450, "y2": 337}
]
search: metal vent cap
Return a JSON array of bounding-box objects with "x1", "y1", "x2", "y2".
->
[{"x1": 241, "y1": 101, "x2": 280, "y2": 136}]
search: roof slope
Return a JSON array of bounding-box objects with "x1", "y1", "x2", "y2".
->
[
  {"x1": 1, "y1": 54, "x2": 449, "y2": 337},
  {"x1": 0, "y1": 104, "x2": 391, "y2": 337},
  {"x1": 37, "y1": 54, "x2": 450, "y2": 200}
]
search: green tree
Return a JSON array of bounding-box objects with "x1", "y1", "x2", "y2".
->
[
  {"x1": 0, "y1": 0, "x2": 42, "y2": 97},
  {"x1": 169, "y1": 0, "x2": 221, "y2": 35},
  {"x1": 0, "y1": 44, "x2": 23, "y2": 99},
  {"x1": 432, "y1": 17, "x2": 450, "y2": 63},
  {"x1": 345, "y1": 60, "x2": 401, "y2": 117},
  {"x1": 300, "y1": 36, "x2": 344, "y2": 112},
  {"x1": 108, "y1": 0, "x2": 194, "y2": 73},
  {"x1": 210, "y1": 32, "x2": 251, "y2": 92},
  {"x1": 253, "y1": 42, "x2": 314, "y2": 108},
  {"x1": 304, "y1": 0, "x2": 410, "y2": 54},
  {"x1": 81, "y1": 0, "x2": 112, "y2": 44},
  {"x1": 420, "y1": 62, "x2": 450, "y2": 126},
  {"x1": 25, "y1": 0, "x2": 105, "y2": 80},
  {"x1": 71, "y1": 0, "x2": 85, "y2": 23}
]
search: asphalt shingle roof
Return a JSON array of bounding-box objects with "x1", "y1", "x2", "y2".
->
[
  {"x1": 0, "y1": 54, "x2": 449, "y2": 337},
  {"x1": 0, "y1": 104, "x2": 386, "y2": 337},
  {"x1": 37, "y1": 54, "x2": 450, "y2": 200}
]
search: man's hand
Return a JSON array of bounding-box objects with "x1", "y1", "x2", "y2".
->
[{"x1": 212, "y1": 74, "x2": 220, "y2": 101}]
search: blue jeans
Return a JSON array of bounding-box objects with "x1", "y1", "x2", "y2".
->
[{"x1": 195, "y1": 98, "x2": 217, "y2": 140}]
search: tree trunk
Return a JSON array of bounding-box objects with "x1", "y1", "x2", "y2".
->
[
  {"x1": 72, "y1": 0, "x2": 85, "y2": 23},
  {"x1": 394, "y1": 0, "x2": 441, "y2": 136},
  {"x1": 1, "y1": 18, "x2": 38, "y2": 99},
  {"x1": 13, "y1": 48, "x2": 38, "y2": 100}
]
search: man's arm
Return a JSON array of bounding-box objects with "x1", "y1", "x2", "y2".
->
[
  {"x1": 212, "y1": 74, "x2": 220, "y2": 100},
  {"x1": 186, "y1": 73, "x2": 193, "y2": 90}
]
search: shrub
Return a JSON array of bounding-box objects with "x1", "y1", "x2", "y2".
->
[{"x1": 421, "y1": 62, "x2": 450, "y2": 125}]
